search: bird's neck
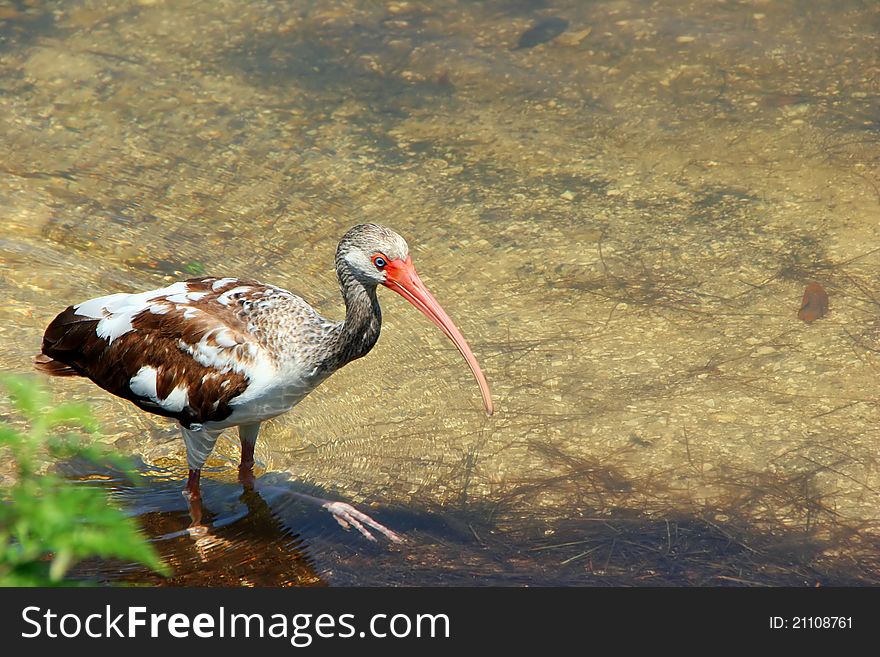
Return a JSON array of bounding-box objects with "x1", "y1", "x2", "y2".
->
[{"x1": 321, "y1": 264, "x2": 382, "y2": 372}]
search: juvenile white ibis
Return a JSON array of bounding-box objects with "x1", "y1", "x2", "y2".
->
[{"x1": 35, "y1": 224, "x2": 493, "y2": 541}]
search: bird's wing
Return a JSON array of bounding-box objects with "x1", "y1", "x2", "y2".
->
[{"x1": 36, "y1": 277, "x2": 295, "y2": 427}]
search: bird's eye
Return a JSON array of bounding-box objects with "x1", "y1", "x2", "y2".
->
[{"x1": 373, "y1": 255, "x2": 387, "y2": 269}]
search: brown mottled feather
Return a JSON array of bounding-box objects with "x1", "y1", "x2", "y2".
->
[{"x1": 35, "y1": 277, "x2": 282, "y2": 428}]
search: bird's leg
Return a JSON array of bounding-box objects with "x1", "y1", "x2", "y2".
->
[
  {"x1": 183, "y1": 469, "x2": 204, "y2": 526},
  {"x1": 180, "y1": 426, "x2": 221, "y2": 528},
  {"x1": 238, "y1": 445, "x2": 256, "y2": 491},
  {"x1": 185, "y1": 468, "x2": 202, "y2": 498},
  {"x1": 237, "y1": 423, "x2": 261, "y2": 491}
]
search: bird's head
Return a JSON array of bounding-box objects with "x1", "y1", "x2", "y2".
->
[
  {"x1": 337, "y1": 223, "x2": 410, "y2": 286},
  {"x1": 337, "y1": 224, "x2": 494, "y2": 416}
]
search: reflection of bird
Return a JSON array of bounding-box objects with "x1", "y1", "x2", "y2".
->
[{"x1": 35, "y1": 224, "x2": 493, "y2": 539}]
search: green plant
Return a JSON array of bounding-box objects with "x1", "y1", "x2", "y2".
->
[
  {"x1": 184, "y1": 261, "x2": 206, "y2": 275},
  {"x1": 0, "y1": 374, "x2": 169, "y2": 585}
]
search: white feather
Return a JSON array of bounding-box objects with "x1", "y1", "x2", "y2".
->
[
  {"x1": 216, "y1": 286, "x2": 252, "y2": 306},
  {"x1": 129, "y1": 366, "x2": 159, "y2": 399},
  {"x1": 74, "y1": 282, "x2": 190, "y2": 344},
  {"x1": 129, "y1": 365, "x2": 189, "y2": 412},
  {"x1": 161, "y1": 384, "x2": 189, "y2": 413},
  {"x1": 212, "y1": 278, "x2": 238, "y2": 290}
]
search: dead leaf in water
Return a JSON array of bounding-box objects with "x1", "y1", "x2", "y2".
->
[{"x1": 798, "y1": 282, "x2": 829, "y2": 322}]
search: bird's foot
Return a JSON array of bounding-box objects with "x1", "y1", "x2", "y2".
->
[
  {"x1": 256, "y1": 485, "x2": 403, "y2": 544},
  {"x1": 178, "y1": 486, "x2": 235, "y2": 558},
  {"x1": 321, "y1": 500, "x2": 404, "y2": 544}
]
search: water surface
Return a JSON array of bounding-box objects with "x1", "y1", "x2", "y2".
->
[{"x1": 1, "y1": 0, "x2": 879, "y2": 585}]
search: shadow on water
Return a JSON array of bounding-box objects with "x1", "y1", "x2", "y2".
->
[{"x1": 63, "y1": 448, "x2": 880, "y2": 587}]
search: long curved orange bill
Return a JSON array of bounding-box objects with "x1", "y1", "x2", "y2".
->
[{"x1": 382, "y1": 255, "x2": 494, "y2": 416}]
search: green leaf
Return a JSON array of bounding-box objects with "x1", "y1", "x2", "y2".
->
[
  {"x1": 184, "y1": 261, "x2": 206, "y2": 275},
  {"x1": 0, "y1": 425, "x2": 22, "y2": 448},
  {"x1": 49, "y1": 547, "x2": 74, "y2": 582},
  {"x1": 0, "y1": 374, "x2": 49, "y2": 417},
  {"x1": 0, "y1": 377, "x2": 171, "y2": 585}
]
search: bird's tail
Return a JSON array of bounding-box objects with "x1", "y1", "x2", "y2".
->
[
  {"x1": 34, "y1": 304, "x2": 99, "y2": 377},
  {"x1": 33, "y1": 353, "x2": 80, "y2": 376}
]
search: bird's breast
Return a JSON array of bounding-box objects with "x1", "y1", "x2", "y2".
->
[{"x1": 203, "y1": 359, "x2": 328, "y2": 430}]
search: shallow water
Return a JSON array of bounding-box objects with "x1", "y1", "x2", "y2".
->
[{"x1": 1, "y1": 0, "x2": 879, "y2": 585}]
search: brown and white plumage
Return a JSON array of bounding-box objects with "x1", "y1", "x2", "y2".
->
[{"x1": 35, "y1": 224, "x2": 493, "y2": 530}]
